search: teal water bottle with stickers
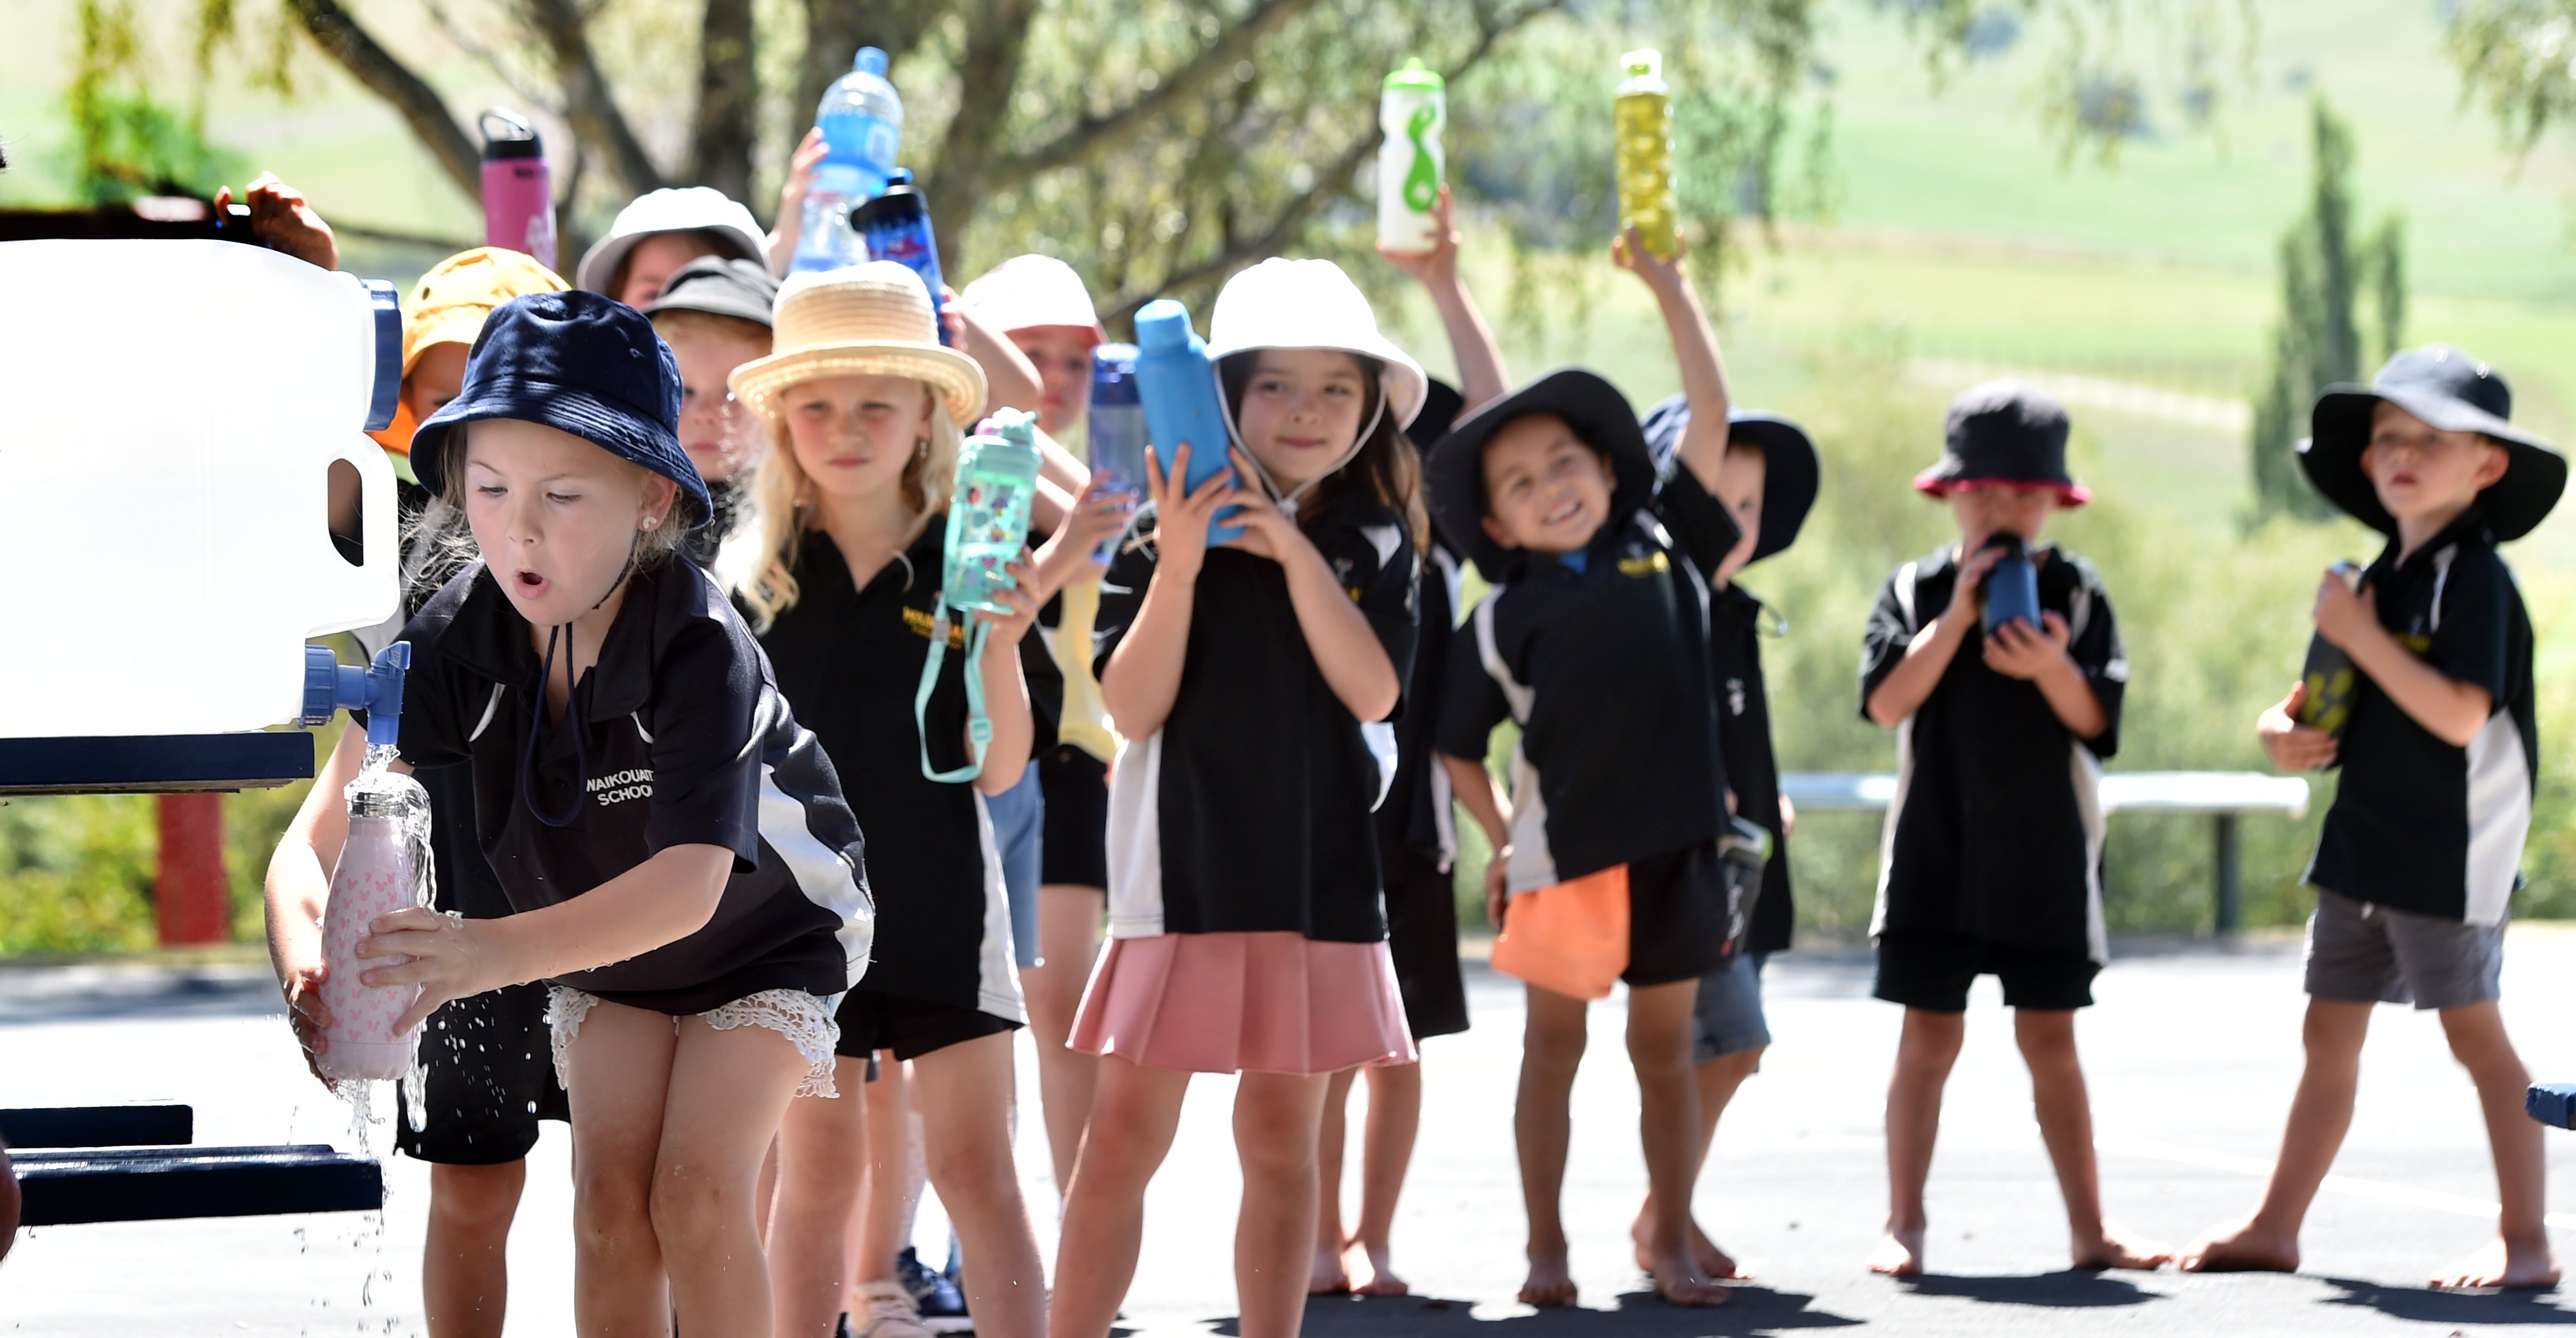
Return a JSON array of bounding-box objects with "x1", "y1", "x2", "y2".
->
[{"x1": 943, "y1": 409, "x2": 1041, "y2": 613}]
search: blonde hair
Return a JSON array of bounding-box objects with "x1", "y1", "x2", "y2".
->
[
  {"x1": 433, "y1": 425, "x2": 693, "y2": 571},
  {"x1": 724, "y1": 380, "x2": 964, "y2": 632},
  {"x1": 649, "y1": 307, "x2": 774, "y2": 355}
]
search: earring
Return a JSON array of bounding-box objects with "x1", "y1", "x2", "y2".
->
[
  {"x1": 643, "y1": 517, "x2": 659, "y2": 531},
  {"x1": 916, "y1": 437, "x2": 930, "y2": 459}
]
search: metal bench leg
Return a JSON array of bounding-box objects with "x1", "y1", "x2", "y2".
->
[{"x1": 2213, "y1": 812, "x2": 2241, "y2": 936}]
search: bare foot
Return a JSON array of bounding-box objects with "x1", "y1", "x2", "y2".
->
[
  {"x1": 1632, "y1": 1209, "x2": 1750, "y2": 1280},
  {"x1": 2072, "y1": 1224, "x2": 2172, "y2": 1272},
  {"x1": 2177, "y1": 1218, "x2": 2298, "y2": 1274},
  {"x1": 1518, "y1": 1247, "x2": 1577, "y2": 1307},
  {"x1": 1344, "y1": 1239, "x2": 1409, "y2": 1297},
  {"x1": 1868, "y1": 1226, "x2": 1926, "y2": 1277},
  {"x1": 2431, "y1": 1237, "x2": 2561, "y2": 1290},
  {"x1": 1308, "y1": 1238, "x2": 1350, "y2": 1295},
  {"x1": 1645, "y1": 1248, "x2": 1731, "y2": 1307}
]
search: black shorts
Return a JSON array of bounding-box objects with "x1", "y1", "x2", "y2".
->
[
  {"x1": 834, "y1": 988, "x2": 1022, "y2": 1063},
  {"x1": 393, "y1": 981, "x2": 568, "y2": 1165},
  {"x1": 1384, "y1": 859, "x2": 1469, "y2": 1041},
  {"x1": 1873, "y1": 930, "x2": 2099, "y2": 1012},
  {"x1": 1038, "y1": 745, "x2": 1109, "y2": 890},
  {"x1": 1624, "y1": 840, "x2": 1734, "y2": 988}
]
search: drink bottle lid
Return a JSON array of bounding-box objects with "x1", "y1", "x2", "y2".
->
[
  {"x1": 478, "y1": 108, "x2": 544, "y2": 159},
  {"x1": 1384, "y1": 57, "x2": 1443, "y2": 93},
  {"x1": 1133, "y1": 299, "x2": 1198, "y2": 352},
  {"x1": 1619, "y1": 48, "x2": 1664, "y2": 83},
  {"x1": 855, "y1": 46, "x2": 889, "y2": 76},
  {"x1": 1091, "y1": 343, "x2": 1141, "y2": 404}
]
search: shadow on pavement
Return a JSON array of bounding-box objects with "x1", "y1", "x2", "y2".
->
[
  {"x1": 1202, "y1": 1288, "x2": 1863, "y2": 1336},
  {"x1": 2317, "y1": 1276, "x2": 2576, "y2": 1325},
  {"x1": 1896, "y1": 1270, "x2": 2161, "y2": 1308}
]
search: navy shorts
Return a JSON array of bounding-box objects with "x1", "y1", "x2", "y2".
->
[
  {"x1": 1038, "y1": 745, "x2": 1110, "y2": 890},
  {"x1": 1873, "y1": 930, "x2": 2097, "y2": 1012},
  {"x1": 834, "y1": 989, "x2": 1021, "y2": 1063},
  {"x1": 394, "y1": 981, "x2": 568, "y2": 1165}
]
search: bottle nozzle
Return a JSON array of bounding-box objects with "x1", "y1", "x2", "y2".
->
[
  {"x1": 302, "y1": 642, "x2": 412, "y2": 749},
  {"x1": 856, "y1": 46, "x2": 889, "y2": 76},
  {"x1": 1620, "y1": 48, "x2": 1662, "y2": 79}
]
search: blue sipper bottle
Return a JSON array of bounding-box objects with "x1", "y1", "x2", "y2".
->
[
  {"x1": 855, "y1": 170, "x2": 950, "y2": 346},
  {"x1": 945, "y1": 409, "x2": 1042, "y2": 613},
  {"x1": 1980, "y1": 533, "x2": 2041, "y2": 635},
  {"x1": 1087, "y1": 343, "x2": 1147, "y2": 560},
  {"x1": 791, "y1": 46, "x2": 904, "y2": 274},
  {"x1": 1131, "y1": 298, "x2": 1243, "y2": 546}
]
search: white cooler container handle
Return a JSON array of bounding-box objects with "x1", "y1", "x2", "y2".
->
[{"x1": 305, "y1": 433, "x2": 403, "y2": 637}]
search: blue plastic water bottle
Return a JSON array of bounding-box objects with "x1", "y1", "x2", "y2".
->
[
  {"x1": 1980, "y1": 534, "x2": 2041, "y2": 635},
  {"x1": 1087, "y1": 343, "x2": 1147, "y2": 560},
  {"x1": 944, "y1": 410, "x2": 1041, "y2": 613},
  {"x1": 790, "y1": 46, "x2": 904, "y2": 274},
  {"x1": 1131, "y1": 299, "x2": 1243, "y2": 546},
  {"x1": 855, "y1": 170, "x2": 949, "y2": 346}
]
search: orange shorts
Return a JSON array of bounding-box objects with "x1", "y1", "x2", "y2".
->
[{"x1": 1489, "y1": 866, "x2": 1630, "y2": 1000}]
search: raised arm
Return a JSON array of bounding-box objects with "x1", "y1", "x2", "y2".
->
[
  {"x1": 1382, "y1": 187, "x2": 1509, "y2": 412},
  {"x1": 1613, "y1": 228, "x2": 1731, "y2": 495}
]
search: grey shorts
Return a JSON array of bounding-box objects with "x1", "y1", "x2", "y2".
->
[
  {"x1": 2303, "y1": 888, "x2": 2505, "y2": 1012},
  {"x1": 1690, "y1": 951, "x2": 1771, "y2": 1063}
]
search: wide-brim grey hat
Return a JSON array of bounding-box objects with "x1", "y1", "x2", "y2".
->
[{"x1": 2300, "y1": 344, "x2": 2566, "y2": 541}]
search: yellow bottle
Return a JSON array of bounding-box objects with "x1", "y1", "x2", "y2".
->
[{"x1": 1614, "y1": 48, "x2": 1677, "y2": 260}]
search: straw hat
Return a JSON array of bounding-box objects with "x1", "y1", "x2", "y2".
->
[{"x1": 728, "y1": 263, "x2": 989, "y2": 428}]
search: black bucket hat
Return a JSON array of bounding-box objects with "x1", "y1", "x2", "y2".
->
[
  {"x1": 1427, "y1": 368, "x2": 1657, "y2": 582},
  {"x1": 2300, "y1": 345, "x2": 2566, "y2": 542},
  {"x1": 1639, "y1": 394, "x2": 1819, "y2": 564},
  {"x1": 645, "y1": 255, "x2": 781, "y2": 329},
  {"x1": 1405, "y1": 376, "x2": 1468, "y2": 452},
  {"x1": 414, "y1": 290, "x2": 710, "y2": 526},
  {"x1": 1913, "y1": 379, "x2": 2090, "y2": 506}
]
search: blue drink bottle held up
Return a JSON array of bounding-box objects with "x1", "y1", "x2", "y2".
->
[
  {"x1": 1980, "y1": 534, "x2": 2041, "y2": 635},
  {"x1": 1087, "y1": 343, "x2": 1147, "y2": 560},
  {"x1": 855, "y1": 171, "x2": 950, "y2": 346},
  {"x1": 1131, "y1": 299, "x2": 1243, "y2": 546},
  {"x1": 791, "y1": 47, "x2": 904, "y2": 274}
]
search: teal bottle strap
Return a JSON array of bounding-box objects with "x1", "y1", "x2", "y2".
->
[{"x1": 916, "y1": 609, "x2": 994, "y2": 784}]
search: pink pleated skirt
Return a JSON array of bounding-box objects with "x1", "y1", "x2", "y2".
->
[{"x1": 1069, "y1": 931, "x2": 1418, "y2": 1075}]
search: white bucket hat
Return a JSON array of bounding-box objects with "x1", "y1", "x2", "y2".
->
[
  {"x1": 961, "y1": 255, "x2": 1105, "y2": 342},
  {"x1": 728, "y1": 262, "x2": 989, "y2": 428},
  {"x1": 576, "y1": 187, "x2": 767, "y2": 295},
  {"x1": 1207, "y1": 257, "x2": 1427, "y2": 430}
]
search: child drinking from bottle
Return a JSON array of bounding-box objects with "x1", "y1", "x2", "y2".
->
[
  {"x1": 262, "y1": 291, "x2": 874, "y2": 1336},
  {"x1": 1050, "y1": 257, "x2": 1427, "y2": 1338},
  {"x1": 1858, "y1": 380, "x2": 2158, "y2": 1278},
  {"x1": 726, "y1": 263, "x2": 1118, "y2": 1338},
  {"x1": 1429, "y1": 230, "x2": 1740, "y2": 1309}
]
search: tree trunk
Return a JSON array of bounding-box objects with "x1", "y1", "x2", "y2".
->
[
  {"x1": 922, "y1": 0, "x2": 1038, "y2": 270},
  {"x1": 284, "y1": 0, "x2": 479, "y2": 201},
  {"x1": 692, "y1": 0, "x2": 761, "y2": 206},
  {"x1": 523, "y1": 0, "x2": 665, "y2": 198}
]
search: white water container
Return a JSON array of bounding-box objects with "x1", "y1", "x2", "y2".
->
[{"x1": 0, "y1": 239, "x2": 402, "y2": 737}]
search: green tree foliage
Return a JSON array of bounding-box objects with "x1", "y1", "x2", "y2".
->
[
  {"x1": 2448, "y1": 0, "x2": 2576, "y2": 150},
  {"x1": 2248, "y1": 98, "x2": 2404, "y2": 522}
]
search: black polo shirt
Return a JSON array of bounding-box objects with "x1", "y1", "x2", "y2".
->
[
  {"x1": 1711, "y1": 584, "x2": 1794, "y2": 957},
  {"x1": 1859, "y1": 544, "x2": 2124, "y2": 961},
  {"x1": 385, "y1": 560, "x2": 872, "y2": 1016},
  {"x1": 2306, "y1": 511, "x2": 2534, "y2": 925},
  {"x1": 1436, "y1": 467, "x2": 1738, "y2": 890},
  {"x1": 1093, "y1": 498, "x2": 1418, "y2": 941},
  {"x1": 756, "y1": 521, "x2": 1061, "y2": 1019},
  {"x1": 1377, "y1": 543, "x2": 1462, "y2": 884}
]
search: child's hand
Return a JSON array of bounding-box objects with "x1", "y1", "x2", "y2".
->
[
  {"x1": 1779, "y1": 793, "x2": 1797, "y2": 839},
  {"x1": 938, "y1": 285, "x2": 970, "y2": 348},
  {"x1": 2259, "y1": 681, "x2": 2339, "y2": 771},
  {"x1": 1378, "y1": 185, "x2": 1462, "y2": 288},
  {"x1": 1982, "y1": 610, "x2": 2074, "y2": 681},
  {"x1": 359, "y1": 906, "x2": 504, "y2": 1034},
  {"x1": 778, "y1": 128, "x2": 824, "y2": 226},
  {"x1": 1033, "y1": 474, "x2": 1136, "y2": 591},
  {"x1": 1938, "y1": 542, "x2": 2005, "y2": 630},
  {"x1": 973, "y1": 554, "x2": 1044, "y2": 647},
  {"x1": 2312, "y1": 569, "x2": 2380, "y2": 652},
  {"x1": 217, "y1": 173, "x2": 338, "y2": 270},
  {"x1": 1612, "y1": 223, "x2": 1687, "y2": 295},
  {"x1": 1218, "y1": 448, "x2": 1307, "y2": 565},
  {"x1": 1484, "y1": 849, "x2": 1511, "y2": 931},
  {"x1": 279, "y1": 958, "x2": 337, "y2": 1090},
  {"x1": 1143, "y1": 442, "x2": 1234, "y2": 583}
]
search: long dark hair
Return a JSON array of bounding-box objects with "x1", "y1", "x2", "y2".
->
[{"x1": 1219, "y1": 350, "x2": 1427, "y2": 552}]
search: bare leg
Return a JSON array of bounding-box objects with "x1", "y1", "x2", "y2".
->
[
  {"x1": 1025, "y1": 883, "x2": 1105, "y2": 1200},
  {"x1": 2013, "y1": 1009, "x2": 2168, "y2": 1270},
  {"x1": 2180, "y1": 998, "x2": 2371, "y2": 1273},
  {"x1": 1514, "y1": 984, "x2": 1588, "y2": 1306},
  {"x1": 2432, "y1": 1002, "x2": 2559, "y2": 1288},
  {"x1": 651, "y1": 1016, "x2": 810, "y2": 1334},
  {"x1": 1635, "y1": 1047, "x2": 1760, "y2": 1280},
  {"x1": 1049, "y1": 1056, "x2": 1191, "y2": 1338},
  {"x1": 561, "y1": 999, "x2": 679, "y2": 1335},
  {"x1": 1349, "y1": 1061, "x2": 1422, "y2": 1296},
  {"x1": 1236, "y1": 1071, "x2": 1333, "y2": 1338},
  {"x1": 1871, "y1": 1007, "x2": 1962, "y2": 1277},
  {"x1": 912, "y1": 1033, "x2": 1047, "y2": 1338},
  {"x1": 854, "y1": 1054, "x2": 919, "y2": 1282},
  {"x1": 423, "y1": 1159, "x2": 526, "y2": 1338},
  {"x1": 1311, "y1": 1068, "x2": 1356, "y2": 1294},
  {"x1": 1627, "y1": 980, "x2": 1726, "y2": 1306},
  {"x1": 757, "y1": 1139, "x2": 779, "y2": 1248},
  {"x1": 770, "y1": 1057, "x2": 870, "y2": 1338}
]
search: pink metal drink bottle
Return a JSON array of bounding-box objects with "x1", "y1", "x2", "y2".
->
[
  {"x1": 479, "y1": 109, "x2": 556, "y2": 270},
  {"x1": 317, "y1": 793, "x2": 431, "y2": 1082}
]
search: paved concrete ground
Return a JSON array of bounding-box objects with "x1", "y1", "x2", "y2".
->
[{"x1": 10, "y1": 931, "x2": 2576, "y2": 1334}]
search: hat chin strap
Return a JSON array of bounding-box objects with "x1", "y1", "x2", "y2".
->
[{"x1": 1220, "y1": 381, "x2": 1386, "y2": 521}]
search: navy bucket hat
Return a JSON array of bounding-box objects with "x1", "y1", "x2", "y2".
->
[
  {"x1": 1913, "y1": 380, "x2": 2090, "y2": 506},
  {"x1": 2300, "y1": 345, "x2": 2566, "y2": 542},
  {"x1": 1427, "y1": 368, "x2": 1657, "y2": 583},
  {"x1": 1640, "y1": 394, "x2": 1819, "y2": 564},
  {"x1": 413, "y1": 290, "x2": 710, "y2": 526}
]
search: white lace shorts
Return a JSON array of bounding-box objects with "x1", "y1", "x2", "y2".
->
[{"x1": 545, "y1": 986, "x2": 842, "y2": 1099}]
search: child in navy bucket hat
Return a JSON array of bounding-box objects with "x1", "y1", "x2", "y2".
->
[
  {"x1": 2184, "y1": 347, "x2": 2563, "y2": 1289},
  {"x1": 1858, "y1": 378, "x2": 2161, "y2": 1277},
  {"x1": 262, "y1": 289, "x2": 875, "y2": 1335}
]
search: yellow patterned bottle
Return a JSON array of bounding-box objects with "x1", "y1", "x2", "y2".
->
[{"x1": 1614, "y1": 48, "x2": 1677, "y2": 260}]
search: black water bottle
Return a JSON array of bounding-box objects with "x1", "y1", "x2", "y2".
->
[
  {"x1": 1981, "y1": 534, "x2": 2041, "y2": 635},
  {"x1": 2294, "y1": 561, "x2": 2367, "y2": 735}
]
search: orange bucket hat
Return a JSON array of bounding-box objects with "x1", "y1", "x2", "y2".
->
[{"x1": 367, "y1": 246, "x2": 569, "y2": 461}]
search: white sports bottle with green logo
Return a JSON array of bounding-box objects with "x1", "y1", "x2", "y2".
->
[{"x1": 1377, "y1": 58, "x2": 1446, "y2": 254}]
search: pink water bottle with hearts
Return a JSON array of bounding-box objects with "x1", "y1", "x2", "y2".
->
[
  {"x1": 480, "y1": 109, "x2": 557, "y2": 270},
  {"x1": 317, "y1": 762, "x2": 434, "y2": 1082}
]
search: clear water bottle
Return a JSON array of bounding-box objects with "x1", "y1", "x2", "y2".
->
[
  {"x1": 1613, "y1": 49, "x2": 1678, "y2": 261},
  {"x1": 1087, "y1": 343, "x2": 1146, "y2": 560},
  {"x1": 1377, "y1": 58, "x2": 1445, "y2": 254},
  {"x1": 945, "y1": 409, "x2": 1042, "y2": 613},
  {"x1": 791, "y1": 46, "x2": 904, "y2": 274},
  {"x1": 1133, "y1": 299, "x2": 1243, "y2": 546}
]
